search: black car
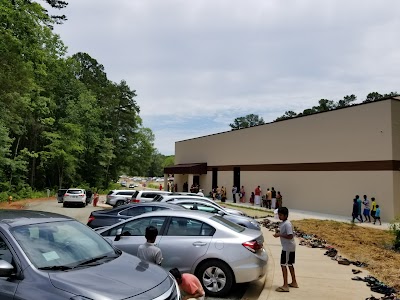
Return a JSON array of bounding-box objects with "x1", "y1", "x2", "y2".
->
[
  {"x1": 0, "y1": 210, "x2": 180, "y2": 300},
  {"x1": 87, "y1": 202, "x2": 185, "y2": 228}
]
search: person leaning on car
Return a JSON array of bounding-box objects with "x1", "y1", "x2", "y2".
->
[{"x1": 169, "y1": 268, "x2": 205, "y2": 300}]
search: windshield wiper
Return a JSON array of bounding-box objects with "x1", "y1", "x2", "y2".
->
[
  {"x1": 74, "y1": 255, "x2": 109, "y2": 267},
  {"x1": 38, "y1": 265, "x2": 73, "y2": 271}
]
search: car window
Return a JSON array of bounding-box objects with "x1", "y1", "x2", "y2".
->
[
  {"x1": 179, "y1": 203, "x2": 218, "y2": 214},
  {"x1": 166, "y1": 217, "x2": 215, "y2": 236},
  {"x1": 119, "y1": 206, "x2": 153, "y2": 216},
  {"x1": 102, "y1": 217, "x2": 166, "y2": 237},
  {"x1": 0, "y1": 236, "x2": 14, "y2": 265},
  {"x1": 107, "y1": 190, "x2": 114, "y2": 195},
  {"x1": 152, "y1": 206, "x2": 169, "y2": 211},
  {"x1": 67, "y1": 189, "x2": 84, "y2": 194},
  {"x1": 12, "y1": 221, "x2": 116, "y2": 268},
  {"x1": 142, "y1": 193, "x2": 156, "y2": 198},
  {"x1": 210, "y1": 215, "x2": 245, "y2": 233},
  {"x1": 117, "y1": 192, "x2": 133, "y2": 196}
]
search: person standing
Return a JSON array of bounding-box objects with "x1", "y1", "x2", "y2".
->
[
  {"x1": 254, "y1": 186, "x2": 261, "y2": 206},
  {"x1": 362, "y1": 195, "x2": 371, "y2": 222},
  {"x1": 355, "y1": 195, "x2": 363, "y2": 222},
  {"x1": 273, "y1": 207, "x2": 298, "y2": 292},
  {"x1": 169, "y1": 268, "x2": 205, "y2": 300},
  {"x1": 276, "y1": 191, "x2": 283, "y2": 208},
  {"x1": 216, "y1": 186, "x2": 221, "y2": 200},
  {"x1": 221, "y1": 186, "x2": 227, "y2": 202},
  {"x1": 266, "y1": 188, "x2": 272, "y2": 209},
  {"x1": 240, "y1": 186, "x2": 246, "y2": 203},
  {"x1": 159, "y1": 184, "x2": 162, "y2": 191},
  {"x1": 232, "y1": 186, "x2": 238, "y2": 203},
  {"x1": 271, "y1": 187, "x2": 277, "y2": 209},
  {"x1": 137, "y1": 226, "x2": 163, "y2": 265},
  {"x1": 93, "y1": 192, "x2": 99, "y2": 207}
]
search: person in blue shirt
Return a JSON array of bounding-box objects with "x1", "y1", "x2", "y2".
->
[
  {"x1": 373, "y1": 205, "x2": 381, "y2": 225},
  {"x1": 355, "y1": 195, "x2": 363, "y2": 223}
]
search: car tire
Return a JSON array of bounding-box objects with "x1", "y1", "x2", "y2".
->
[
  {"x1": 196, "y1": 259, "x2": 234, "y2": 297},
  {"x1": 63, "y1": 202, "x2": 67, "y2": 208},
  {"x1": 115, "y1": 200, "x2": 125, "y2": 207}
]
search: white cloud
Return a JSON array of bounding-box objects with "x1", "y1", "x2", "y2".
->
[{"x1": 54, "y1": 0, "x2": 400, "y2": 154}]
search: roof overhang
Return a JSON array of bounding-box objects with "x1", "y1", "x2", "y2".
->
[{"x1": 164, "y1": 163, "x2": 207, "y2": 175}]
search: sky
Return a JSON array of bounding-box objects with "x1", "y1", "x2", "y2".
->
[{"x1": 53, "y1": 1, "x2": 400, "y2": 155}]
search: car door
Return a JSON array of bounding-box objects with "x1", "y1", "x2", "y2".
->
[
  {"x1": 0, "y1": 233, "x2": 21, "y2": 300},
  {"x1": 101, "y1": 216, "x2": 167, "y2": 256},
  {"x1": 157, "y1": 217, "x2": 214, "y2": 273}
]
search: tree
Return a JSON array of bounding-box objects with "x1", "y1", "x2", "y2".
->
[
  {"x1": 275, "y1": 111, "x2": 297, "y2": 121},
  {"x1": 229, "y1": 114, "x2": 265, "y2": 130},
  {"x1": 335, "y1": 94, "x2": 356, "y2": 108}
]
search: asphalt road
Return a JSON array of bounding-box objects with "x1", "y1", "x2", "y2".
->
[{"x1": 26, "y1": 198, "x2": 247, "y2": 300}]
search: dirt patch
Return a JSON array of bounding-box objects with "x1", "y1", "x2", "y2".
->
[
  {"x1": 292, "y1": 219, "x2": 400, "y2": 291},
  {"x1": 0, "y1": 197, "x2": 56, "y2": 210}
]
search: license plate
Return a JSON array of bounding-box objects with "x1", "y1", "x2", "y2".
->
[{"x1": 72, "y1": 196, "x2": 78, "y2": 198}]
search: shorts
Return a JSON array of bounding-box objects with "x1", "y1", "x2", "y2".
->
[
  {"x1": 375, "y1": 216, "x2": 381, "y2": 220},
  {"x1": 280, "y1": 250, "x2": 295, "y2": 266},
  {"x1": 363, "y1": 208, "x2": 370, "y2": 215}
]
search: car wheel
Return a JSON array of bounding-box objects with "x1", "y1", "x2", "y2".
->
[
  {"x1": 115, "y1": 200, "x2": 125, "y2": 207},
  {"x1": 63, "y1": 202, "x2": 67, "y2": 208},
  {"x1": 196, "y1": 259, "x2": 234, "y2": 297}
]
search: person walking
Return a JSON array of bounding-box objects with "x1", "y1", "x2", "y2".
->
[
  {"x1": 373, "y1": 205, "x2": 382, "y2": 225},
  {"x1": 137, "y1": 226, "x2": 163, "y2": 265},
  {"x1": 169, "y1": 268, "x2": 205, "y2": 300},
  {"x1": 93, "y1": 192, "x2": 99, "y2": 207},
  {"x1": 254, "y1": 186, "x2": 261, "y2": 206},
  {"x1": 355, "y1": 195, "x2": 363, "y2": 222},
  {"x1": 266, "y1": 188, "x2": 272, "y2": 209},
  {"x1": 221, "y1": 186, "x2": 227, "y2": 202},
  {"x1": 352, "y1": 198, "x2": 362, "y2": 223},
  {"x1": 362, "y1": 195, "x2": 371, "y2": 222},
  {"x1": 232, "y1": 186, "x2": 238, "y2": 203},
  {"x1": 371, "y1": 197, "x2": 377, "y2": 220},
  {"x1": 273, "y1": 207, "x2": 298, "y2": 292},
  {"x1": 240, "y1": 186, "x2": 246, "y2": 203},
  {"x1": 271, "y1": 187, "x2": 277, "y2": 209}
]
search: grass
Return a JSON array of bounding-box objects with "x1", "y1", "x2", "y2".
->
[
  {"x1": 222, "y1": 203, "x2": 274, "y2": 218},
  {"x1": 292, "y1": 219, "x2": 400, "y2": 291}
]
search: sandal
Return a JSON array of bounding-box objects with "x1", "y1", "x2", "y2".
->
[
  {"x1": 351, "y1": 276, "x2": 365, "y2": 281},
  {"x1": 288, "y1": 283, "x2": 299, "y2": 288},
  {"x1": 275, "y1": 286, "x2": 289, "y2": 292}
]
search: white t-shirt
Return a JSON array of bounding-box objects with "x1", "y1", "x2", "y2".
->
[
  {"x1": 137, "y1": 242, "x2": 163, "y2": 265},
  {"x1": 279, "y1": 220, "x2": 296, "y2": 252}
]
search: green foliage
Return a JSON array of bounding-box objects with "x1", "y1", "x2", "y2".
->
[
  {"x1": 389, "y1": 217, "x2": 400, "y2": 250},
  {"x1": 230, "y1": 114, "x2": 265, "y2": 130},
  {"x1": 0, "y1": 0, "x2": 159, "y2": 194}
]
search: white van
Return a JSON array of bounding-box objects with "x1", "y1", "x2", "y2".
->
[{"x1": 131, "y1": 190, "x2": 171, "y2": 203}]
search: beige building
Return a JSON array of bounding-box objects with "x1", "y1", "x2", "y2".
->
[{"x1": 165, "y1": 97, "x2": 400, "y2": 221}]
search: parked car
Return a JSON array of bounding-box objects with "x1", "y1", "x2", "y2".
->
[
  {"x1": 106, "y1": 190, "x2": 136, "y2": 207},
  {"x1": 169, "y1": 199, "x2": 260, "y2": 230},
  {"x1": 153, "y1": 195, "x2": 247, "y2": 216},
  {"x1": 97, "y1": 210, "x2": 267, "y2": 297},
  {"x1": 87, "y1": 203, "x2": 185, "y2": 229},
  {"x1": 56, "y1": 188, "x2": 68, "y2": 203},
  {"x1": 62, "y1": 188, "x2": 87, "y2": 207},
  {"x1": 129, "y1": 183, "x2": 138, "y2": 188},
  {"x1": 131, "y1": 190, "x2": 171, "y2": 203},
  {"x1": 0, "y1": 210, "x2": 180, "y2": 300}
]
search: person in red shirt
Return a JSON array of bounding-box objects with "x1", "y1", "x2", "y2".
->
[
  {"x1": 159, "y1": 184, "x2": 162, "y2": 191},
  {"x1": 169, "y1": 268, "x2": 205, "y2": 300},
  {"x1": 254, "y1": 185, "x2": 262, "y2": 206}
]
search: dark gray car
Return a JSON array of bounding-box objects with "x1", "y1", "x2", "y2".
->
[{"x1": 0, "y1": 210, "x2": 180, "y2": 300}]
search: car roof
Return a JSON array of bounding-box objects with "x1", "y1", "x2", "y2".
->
[
  {"x1": 107, "y1": 202, "x2": 185, "y2": 212},
  {"x1": 0, "y1": 210, "x2": 73, "y2": 227},
  {"x1": 161, "y1": 195, "x2": 210, "y2": 200},
  {"x1": 110, "y1": 190, "x2": 135, "y2": 193}
]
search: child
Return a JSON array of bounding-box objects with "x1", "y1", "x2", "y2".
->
[
  {"x1": 137, "y1": 226, "x2": 163, "y2": 265},
  {"x1": 250, "y1": 192, "x2": 255, "y2": 204},
  {"x1": 373, "y1": 205, "x2": 382, "y2": 225},
  {"x1": 371, "y1": 197, "x2": 377, "y2": 220},
  {"x1": 273, "y1": 207, "x2": 298, "y2": 292}
]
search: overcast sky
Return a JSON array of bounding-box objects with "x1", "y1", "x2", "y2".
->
[{"x1": 53, "y1": 1, "x2": 400, "y2": 155}]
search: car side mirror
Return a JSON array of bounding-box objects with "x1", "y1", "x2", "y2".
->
[
  {"x1": 115, "y1": 228, "x2": 122, "y2": 241},
  {"x1": 217, "y1": 210, "x2": 225, "y2": 216},
  {"x1": 0, "y1": 260, "x2": 14, "y2": 277}
]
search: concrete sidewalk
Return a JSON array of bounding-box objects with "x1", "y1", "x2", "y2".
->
[{"x1": 254, "y1": 223, "x2": 383, "y2": 300}]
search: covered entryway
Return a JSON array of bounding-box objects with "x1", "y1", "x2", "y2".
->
[{"x1": 164, "y1": 163, "x2": 207, "y2": 193}]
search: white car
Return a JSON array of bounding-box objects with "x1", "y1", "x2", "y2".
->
[{"x1": 63, "y1": 188, "x2": 87, "y2": 207}]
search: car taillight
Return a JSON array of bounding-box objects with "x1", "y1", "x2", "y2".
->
[
  {"x1": 79, "y1": 194, "x2": 84, "y2": 196},
  {"x1": 88, "y1": 215, "x2": 95, "y2": 223},
  {"x1": 64, "y1": 193, "x2": 68, "y2": 197},
  {"x1": 132, "y1": 199, "x2": 140, "y2": 203},
  {"x1": 242, "y1": 240, "x2": 263, "y2": 253}
]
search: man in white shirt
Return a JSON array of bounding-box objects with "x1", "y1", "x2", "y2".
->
[{"x1": 137, "y1": 226, "x2": 163, "y2": 265}]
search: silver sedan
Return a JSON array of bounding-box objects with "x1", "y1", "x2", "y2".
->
[{"x1": 96, "y1": 210, "x2": 267, "y2": 297}]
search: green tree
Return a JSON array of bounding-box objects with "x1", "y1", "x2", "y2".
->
[{"x1": 229, "y1": 114, "x2": 265, "y2": 130}]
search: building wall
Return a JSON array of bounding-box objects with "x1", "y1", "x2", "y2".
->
[
  {"x1": 207, "y1": 170, "x2": 396, "y2": 221},
  {"x1": 175, "y1": 100, "x2": 393, "y2": 165}
]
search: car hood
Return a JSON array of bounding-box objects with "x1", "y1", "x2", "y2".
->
[
  {"x1": 223, "y1": 207, "x2": 246, "y2": 216},
  {"x1": 49, "y1": 253, "x2": 169, "y2": 299}
]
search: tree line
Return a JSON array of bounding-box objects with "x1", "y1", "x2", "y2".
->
[
  {"x1": 0, "y1": 0, "x2": 172, "y2": 199},
  {"x1": 230, "y1": 92, "x2": 398, "y2": 130}
]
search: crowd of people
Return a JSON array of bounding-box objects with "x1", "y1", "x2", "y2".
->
[{"x1": 352, "y1": 195, "x2": 381, "y2": 225}]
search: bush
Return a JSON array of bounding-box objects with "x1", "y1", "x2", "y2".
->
[{"x1": 389, "y1": 217, "x2": 400, "y2": 251}]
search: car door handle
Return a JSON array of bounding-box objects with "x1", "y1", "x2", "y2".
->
[{"x1": 193, "y1": 242, "x2": 207, "y2": 247}]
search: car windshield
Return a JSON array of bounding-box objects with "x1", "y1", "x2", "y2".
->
[
  {"x1": 67, "y1": 189, "x2": 83, "y2": 194},
  {"x1": 11, "y1": 220, "x2": 117, "y2": 269},
  {"x1": 210, "y1": 215, "x2": 245, "y2": 232}
]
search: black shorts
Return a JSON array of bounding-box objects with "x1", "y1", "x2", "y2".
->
[{"x1": 281, "y1": 250, "x2": 295, "y2": 266}]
